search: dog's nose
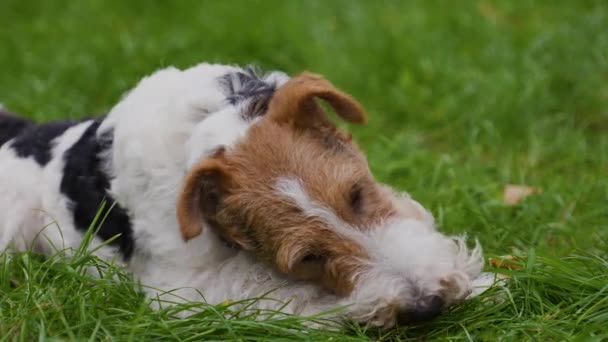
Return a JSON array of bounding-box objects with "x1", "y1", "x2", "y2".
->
[{"x1": 397, "y1": 295, "x2": 444, "y2": 323}]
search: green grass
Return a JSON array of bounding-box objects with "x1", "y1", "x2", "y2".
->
[{"x1": 1, "y1": 0, "x2": 607, "y2": 340}]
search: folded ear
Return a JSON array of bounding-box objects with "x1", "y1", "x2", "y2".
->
[
  {"x1": 266, "y1": 72, "x2": 367, "y2": 127},
  {"x1": 177, "y1": 156, "x2": 230, "y2": 241}
]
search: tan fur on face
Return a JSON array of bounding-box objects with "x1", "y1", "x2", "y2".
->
[{"x1": 177, "y1": 72, "x2": 398, "y2": 295}]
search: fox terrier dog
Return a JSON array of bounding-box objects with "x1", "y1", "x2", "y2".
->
[{"x1": 0, "y1": 63, "x2": 483, "y2": 328}]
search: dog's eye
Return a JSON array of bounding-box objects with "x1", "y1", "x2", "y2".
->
[
  {"x1": 300, "y1": 253, "x2": 325, "y2": 264},
  {"x1": 349, "y1": 185, "x2": 363, "y2": 213},
  {"x1": 291, "y1": 253, "x2": 326, "y2": 281}
]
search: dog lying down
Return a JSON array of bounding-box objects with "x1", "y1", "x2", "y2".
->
[{"x1": 0, "y1": 63, "x2": 486, "y2": 328}]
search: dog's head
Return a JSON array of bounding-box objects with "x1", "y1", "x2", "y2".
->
[{"x1": 177, "y1": 72, "x2": 483, "y2": 328}]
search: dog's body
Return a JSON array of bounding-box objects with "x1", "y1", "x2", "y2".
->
[{"x1": 0, "y1": 63, "x2": 483, "y2": 328}]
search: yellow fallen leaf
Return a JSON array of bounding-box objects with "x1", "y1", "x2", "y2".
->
[
  {"x1": 489, "y1": 255, "x2": 523, "y2": 270},
  {"x1": 220, "y1": 299, "x2": 234, "y2": 306},
  {"x1": 503, "y1": 184, "x2": 541, "y2": 205}
]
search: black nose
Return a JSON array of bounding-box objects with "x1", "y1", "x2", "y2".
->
[{"x1": 398, "y1": 295, "x2": 445, "y2": 324}]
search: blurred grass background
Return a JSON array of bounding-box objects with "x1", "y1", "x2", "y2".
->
[{"x1": 1, "y1": 0, "x2": 607, "y2": 340}]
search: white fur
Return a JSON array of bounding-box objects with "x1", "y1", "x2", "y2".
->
[
  {"x1": 0, "y1": 62, "x2": 483, "y2": 328},
  {"x1": 186, "y1": 106, "x2": 256, "y2": 167},
  {"x1": 0, "y1": 145, "x2": 45, "y2": 251}
]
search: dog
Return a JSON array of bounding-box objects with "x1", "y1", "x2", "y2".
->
[{"x1": 0, "y1": 63, "x2": 483, "y2": 328}]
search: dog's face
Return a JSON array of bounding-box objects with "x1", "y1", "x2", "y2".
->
[{"x1": 178, "y1": 73, "x2": 483, "y2": 328}]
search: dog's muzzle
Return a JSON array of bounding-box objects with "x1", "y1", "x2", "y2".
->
[{"x1": 397, "y1": 295, "x2": 445, "y2": 323}]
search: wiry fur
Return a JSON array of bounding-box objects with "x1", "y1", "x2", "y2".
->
[{"x1": 0, "y1": 62, "x2": 483, "y2": 328}]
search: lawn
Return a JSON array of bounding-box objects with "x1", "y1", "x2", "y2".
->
[{"x1": 1, "y1": 0, "x2": 607, "y2": 340}]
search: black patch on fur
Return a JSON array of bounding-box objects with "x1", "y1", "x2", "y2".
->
[
  {"x1": 60, "y1": 121, "x2": 135, "y2": 259},
  {"x1": 0, "y1": 110, "x2": 34, "y2": 147},
  {"x1": 218, "y1": 66, "x2": 277, "y2": 120},
  {"x1": 8, "y1": 118, "x2": 77, "y2": 165},
  {"x1": 97, "y1": 128, "x2": 114, "y2": 152}
]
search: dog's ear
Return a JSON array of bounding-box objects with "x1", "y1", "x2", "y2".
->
[
  {"x1": 266, "y1": 72, "x2": 367, "y2": 127},
  {"x1": 177, "y1": 153, "x2": 231, "y2": 241}
]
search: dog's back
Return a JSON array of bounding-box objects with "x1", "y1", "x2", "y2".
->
[{"x1": 0, "y1": 109, "x2": 133, "y2": 258}]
